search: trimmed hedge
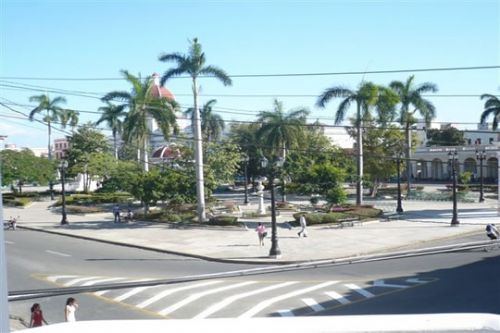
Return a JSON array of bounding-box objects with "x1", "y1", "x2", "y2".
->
[
  {"x1": 293, "y1": 206, "x2": 382, "y2": 225},
  {"x1": 208, "y1": 215, "x2": 238, "y2": 225},
  {"x1": 53, "y1": 192, "x2": 133, "y2": 206},
  {"x1": 3, "y1": 197, "x2": 32, "y2": 207}
]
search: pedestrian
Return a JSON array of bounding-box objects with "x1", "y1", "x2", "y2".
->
[
  {"x1": 112, "y1": 204, "x2": 121, "y2": 223},
  {"x1": 30, "y1": 303, "x2": 48, "y2": 327},
  {"x1": 255, "y1": 222, "x2": 266, "y2": 246},
  {"x1": 486, "y1": 223, "x2": 499, "y2": 240},
  {"x1": 298, "y1": 214, "x2": 308, "y2": 238},
  {"x1": 64, "y1": 297, "x2": 78, "y2": 322}
]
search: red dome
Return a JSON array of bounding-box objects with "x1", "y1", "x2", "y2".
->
[
  {"x1": 152, "y1": 146, "x2": 181, "y2": 159},
  {"x1": 150, "y1": 73, "x2": 175, "y2": 100}
]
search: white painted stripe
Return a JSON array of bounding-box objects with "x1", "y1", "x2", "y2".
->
[
  {"x1": 114, "y1": 286, "x2": 153, "y2": 301},
  {"x1": 81, "y1": 277, "x2": 126, "y2": 286},
  {"x1": 5, "y1": 241, "x2": 14, "y2": 245},
  {"x1": 372, "y1": 279, "x2": 407, "y2": 289},
  {"x1": 137, "y1": 280, "x2": 222, "y2": 309},
  {"x1": 406, "y1": 278, "x2": 427, "y2": 284},
  {"x1": 158, "y1": 281, "x2": 256, "y2": 316},
  {"x1": 194, "y1": 281, "x2": 298, "y2": 319},
  {"x1": 95, "y1": 279, "x2": 153, "y2": 297},
  {"x1": 325, "y1": 291, "x2": 350, "y2": 305},
  {"x1": 302, "y1": 298, "x2": 325, "y2": 312},
  {"x1": 345, "y1": 283, "x2": 375, "y2": 298},
  {"x1": 47, "y1": 275, "x2": 78, "y2": 283},
  {"x1": 65, "y1": 276, "x2": 101, "y2": 287},
  {"x1": 46, "y1": 250, "x2": 71, "y2": 257},
  {"x1": 277, "y1": 309, "x2": 294, "y2": 317},
  {"x1": 239, "y1": 281, "x2": 338, "y2": 319}
]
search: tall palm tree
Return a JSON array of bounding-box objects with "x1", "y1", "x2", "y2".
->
[
  {"x1": 317, "y1": 82, "x2": 379, "y2": 205},
  {"x1": 389, "y1": 75, "x2": 437, "y2": 195},
  {"x1": 28, "y1": 94, "x2": 67, "y2": 200},
  {"x1": 159, "y1": 38, "x2": 232, "y2": 222},
  {"x1": 480, "y1": 94, "x2": 500, "y2": 130},
  {"x1": 184, "y1": 99, "x2": 225, "y2": 142},
  {"x1": 102, "y1": 70, "x2": 179, "y2": 171},
  {"x1": 96, "y1": 101, "x2": 127, "y2": 159},
  {"x1": 257, "y1": 99, "x2": 310, "y2": 202},
  {"x1": 59, "y1": 109, "x2": 80, "y2": 132}
]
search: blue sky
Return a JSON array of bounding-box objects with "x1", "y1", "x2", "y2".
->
[{"x1": 0, "y1": 0, "x2": 498, "y2": 148}]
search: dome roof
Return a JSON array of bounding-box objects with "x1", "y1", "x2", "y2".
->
[
  {"x1": 150, "y1": 73, "x2": 175, "y2": 100},
  {"x1": 152, "y1": 145, "x2": 181, "y2": 159}
]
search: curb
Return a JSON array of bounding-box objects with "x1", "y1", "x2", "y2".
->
[{"x1": 17, "y1": 224, "x2": 487, "y2": 266}]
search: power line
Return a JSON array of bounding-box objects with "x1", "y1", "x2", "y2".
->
[{"x1": 1, "y1": 65, "x2": 499, "y2": 81}]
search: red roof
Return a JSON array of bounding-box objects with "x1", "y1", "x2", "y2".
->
[
  {"x1": 150, "y1": 73, "x2": 175, "y2": 100},
  {"x1": 152, "y1": 146, "x2": 181, "y2": 159}
]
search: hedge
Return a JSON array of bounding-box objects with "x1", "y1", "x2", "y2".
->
[
  {"x1": 3, "y1": 197, "x2": 32, "y2": 207},
  {"x1": 208, "y1": 215, "x2": 238, "y2": 225}
]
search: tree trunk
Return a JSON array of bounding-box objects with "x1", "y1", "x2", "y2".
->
[
  {"x1": 356, "y1": 103, "x2": 364, "y2": 205},
  {"x1": 193, "y1": 77, "x2": 206, "y2": 222},
  {"x1": 113, "y1": 130, "x2": 118, "y2": 160},
  {"x1": 405, "y1": 123, "x2": 412, "y2": 196},
  {"x1": 143, "y1": 138, "x2": 149, "y2": 172}
]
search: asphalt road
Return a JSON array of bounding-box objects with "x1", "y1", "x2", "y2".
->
[{"x1": 5, "y1": 230, "x2": 499, "y2": 326}]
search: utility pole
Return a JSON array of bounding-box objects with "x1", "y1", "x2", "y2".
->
[{"x1": 0, "y1": 135, "x2": 10, "y2": 333}]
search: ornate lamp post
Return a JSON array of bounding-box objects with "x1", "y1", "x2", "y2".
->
[
  {"x1": 243, "y1": 154, "x2": 250, "y2": 205},
  {"x1": 261, "y1": 155, "x2": 284, "y2": 258},
  {"x1": 448, "y1": 151, "x2": 459, "y2": 226},
  {"x1": 475, "y1": 149, "x2": 486, "y2": 203},
  {"x1": 59, "y1": 160, "x2": 69, "y2": 225},
  {"x1": 396, "y1": 152, "x2": 404, "y2": 214}
]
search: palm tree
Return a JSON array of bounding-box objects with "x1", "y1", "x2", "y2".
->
[
  {"x1": 389, "y1": 75, "x2": 437, "y2": 195},
  {"x1": 102, "y1": 70, "x2": 179, "y2": 171},
  {"x1": 257, "y1": 99, "x2": 310, "y2": 202},
  {"x1": 96, "y1": 101, "x2": 127, "y2": 159},
  {"x1": 159, "y1": 38, "x2": 232, "y2": 222},
  {"x1": 28, "y1": 94, "x2": 67, "y2": 200},
  {"x1": 184, "y1": 99, "x2": 225, "y2": 142},
  {"x1": 480, "y1": 94, "x2": 500, "y2": 130},
  {"x1": 317, "y1": 82, "x2": 379, "y2": 205},
  {"x1": 59, "y1": 109, "x2": 80, "y2": 132}
]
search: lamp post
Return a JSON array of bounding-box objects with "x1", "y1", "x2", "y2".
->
[
  {"x1": 396, "y1": 152, "x2": 404, "y2": 214},
  {"x1": 243, "y1": 154, "x2": 250, "y2": 205},
  {"x1": 261, "y1": 156, "x2": 284, "y2": 258},
  {"x1": 448, "y1": 151, "x2": 459, "y2": 226},
  {"x1": 59, "y1": 160, "x2": 69, "y2": 225},
  {"x1": 476, "y1": 149, "x2": 486, "y2": 203}
]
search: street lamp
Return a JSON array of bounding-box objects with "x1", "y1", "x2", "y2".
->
[
  {"x1": 243, "y1": 154, "x2": 250, "y2": 205},
  {"x1": 448, "y1": 151, "x2": 459, "y2": 226},
  {"x1": 59, "y1": 160, "x2": 69, "y2": 225},
  {"x1": 475, "y1": 149, "x2": 486, "y2": 203},
  {"x1": 396, "y1": 152, "x2": 404, "y2": 214},
  {"x1": 261, "y1": 155, "x2": 284, "y2": 258}
]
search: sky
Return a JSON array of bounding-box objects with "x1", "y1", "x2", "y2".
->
[{"x1": 0, "y1": 0, "x2": 498, "y2": 149}]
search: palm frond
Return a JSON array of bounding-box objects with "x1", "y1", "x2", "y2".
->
[
  {"x1": 102, "y1": 91, "x2": 132, "y2": 102},
  {"x1": 335, "y1": 98, "x2": 352, "y2": 124},
  {"x1": 199, "y1": 66, "x2": 232, "y2": 86},
  {"x1": 316, "y1": 87, "x2": 352, "y2": 108},
  {"x1": 160, "y1": 68, "x2": 186, "y2": 86},
  {"x1": 158, "y1": 52, "x2": 185, "y2": 64}
]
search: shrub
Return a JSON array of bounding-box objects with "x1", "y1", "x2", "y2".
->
[
  {"x1": 276, "y1": 201, "x2": 295, "y2": 209},
  {"x1": 208, "y1": 215, "x2": 238, "y2": 225},
  {"x1": 3, "y1": 197, "x2": 32, "y2": 207},
  {"x1": 292, "y1": 212, "x2": 348, "y2": 225},
  {"x1": 65, "y1": 205, "x2": 104, "y2": 214}
]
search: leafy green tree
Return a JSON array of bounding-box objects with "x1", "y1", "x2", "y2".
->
[
  {"x1": 159, "y1": 38, "x2": 232, "y2": 222},
  {"x1": 359, "y1": 117, "x2": 405, "y2": 197},
  {"x1": 128, "y1": 170, "x2": 165, "y2": 216},
  {"x1": 65, "y1": 124, "x2": 111, "y2": 192},
  {"x1": 102, "y1": 70, "x2": 179, "y2": 172},
  {"x1": 185, "y1": 99, "x2": 225, "y2": 142},
  {"x1": 228, "y1": 122, "x2": 261, "y2": 187},
  {"x1": 1, "y1": 149, "x2": 55, "y2": 192},
  {"x1": 480, "y1": 94, "x2": 500, "y2": 129},
  {"x1": 317, "y1": 82, "x2": 379, "y2": 205},
  {"x1": 96, "y1": 101, "x2": 127, "y2": 159},
  {"x1": 426, "y1": 126, "x2": 465, "y2": 146},
  {"x1": 389, "y1": 75, "x2": 438, "y2": 195},
  {"x1": 204, "y1": 141, "x2": 241, "y2": 185}
]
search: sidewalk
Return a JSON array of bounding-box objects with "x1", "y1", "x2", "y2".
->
[{"x1": 2, "y1": 198, "x2": 496, "y2": 263}]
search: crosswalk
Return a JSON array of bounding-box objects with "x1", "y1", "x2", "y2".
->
[{"x1": 44, "y1": 274, "x2": 433, "y2": 319}]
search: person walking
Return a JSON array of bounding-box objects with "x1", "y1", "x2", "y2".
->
[
  {"x1": 30, "y1": 303, "x2": 48, "y2": 327},
  {"x1": 298, "y1": 214, "x2": 308, "y2": 238},
  {"x1": 64, "y1": 297, "x2": 78, "y2": 322},
  {"x1": 256, "y1": 222, "x2": 267, "y2": 246},
  {"x1": 486, "y1": 223, "x2": 499, "y2": 240},
  {"x1": 112, "y1": 204, "x2": 121, "y2": 223}
]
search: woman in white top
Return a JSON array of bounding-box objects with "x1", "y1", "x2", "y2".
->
[{"x1": 65, "y1": 297, "x2": 78, "y2": 322}]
